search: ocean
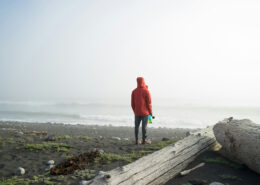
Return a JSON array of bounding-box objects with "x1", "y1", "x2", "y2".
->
[{"x1": 0, "y1": 99, "x2": 259, "y2": 128}]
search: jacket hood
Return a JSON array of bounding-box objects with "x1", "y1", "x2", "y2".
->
[{"x1": 137, "y1": 77, "x2": 146, "y2": 88}]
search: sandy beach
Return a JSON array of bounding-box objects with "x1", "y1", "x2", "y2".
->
[
  {"x1": 0, "y1": 121, "x2": 191, "y2": 184},
  {"x1": 0, "y1": 121, "x2": 259, "y2": 185}
]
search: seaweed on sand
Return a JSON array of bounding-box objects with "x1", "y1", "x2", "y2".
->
[{"x1": 50, "y1": 151, "x2": 100, "y2": 175}]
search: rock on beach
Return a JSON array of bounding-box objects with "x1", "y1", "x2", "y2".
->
[
  {"x1": 111, "y1": 136, "x2": 121, "y2": 141},
  {"x1": 47, "y1": 160, "x2": 55, "y2": 165},
  {"x1": 15, "y1": 167, "x2": 25, "y2": 175}
]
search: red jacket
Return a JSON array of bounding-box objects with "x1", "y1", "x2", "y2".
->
[{"x1": 131, "y1": 77, "x2": 153, "y2": 116}]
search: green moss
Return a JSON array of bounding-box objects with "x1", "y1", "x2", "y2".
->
[
  {"x1": 80, "y1": 136, "x2": 92, "y2": 141},
  {"x1": 25, "y1": 137, "x2": 34, "y2": 142},
  {"x1": 73, "y1": 169, "x2": 96, "y2": 180},
  {"x1": 23, "y1": 142, "x2": 72, "y2": 151},
  {"x1": 95, "y1": 150, "x2": 151, "y2": 164},
  {"x1": 146, "y1": 139, "x2": 177, "y2": 150},
  {"x1": 203, "y1": 157, "x2": 243, "y2": 169},
  {"x1": 52, "y1": 136, "x2": 72, "y2": 141},
  {"x1": 57, "y1": 147, "x2": 70, "y2": 152},
  {"x1": 65, "y1": 154, "x2": 73, "y2": 160},
  {"x1": 0, "y1": 176, "x2": 34, "y2": 185},
  {"x1": 95, "y1": 153, "x2": 130, "y2": 164},
  {"x1": 5, "y1": 137, "x2": 15, "y2": 144},
  {"x1": 0, "y1": 174, "x2": 66, "y2": 185},
  {"x1": 219, "y1": 174, "x2": 242, "y2": 181},
  {"x1": 125, "y1": 150, "x2": 151, "y2": 160},
  {"x1": 70, "y1": 176, "x2": 77, "y2": 180}
]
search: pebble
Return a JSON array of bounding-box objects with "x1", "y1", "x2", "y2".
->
[
  {"x1": 123, "y1": 138, "x2": 129, "y2": 141},
  {"x1": 111, "y1": 137, "x2": 121, "y2": 141},
  {"x1": 47, "y1": 160, "x2": 55, "y2": 165},
  {"x1": 209, "y1": 182, "x2": 224, "y2": 185},
  {"x1": 45, "y1": 164, "x2": 55, "y2": 171},
  {"x1": 98, "y1": 149, "x2": 104, "y2": 154},
  {"x1": 15, "y1": 131, "x2": 24, "y2": 135},
  {"x1": 79, "y1": 180, "x2": 88, "y2": 185},
  {"x1": 15, "y1": 167, "x2": 25, "y2": 175},
  {"x1": 186, "y1": 131, "x2": 191, "y2": 137},
  {"x1": 92, "y1": 148, "x2": 104, "y2": 154}
]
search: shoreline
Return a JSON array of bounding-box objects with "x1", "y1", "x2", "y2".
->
[
  {"x1": 0, "y1": 120, "x2": 192, "y2": 184},
  {"x1": 0, "y1": 121, "x2": 197, "y2": 139},
  {"x1": 0, "y1": 119, "x2": 205, "y2": 129}
]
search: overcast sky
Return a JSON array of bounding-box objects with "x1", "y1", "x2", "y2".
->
[{"x1": 0, "y1": 0, "x2": 260, "y2": 105}]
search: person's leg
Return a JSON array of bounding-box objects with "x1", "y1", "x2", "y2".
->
[
  {"x1": 141, "y1": 115, "x2": 148, "y2": 142},
  {"x1": 135, "y1": 116, "x2": 141, "y2": 144}
]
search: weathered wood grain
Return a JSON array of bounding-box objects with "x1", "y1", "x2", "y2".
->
[
  {"x1": 86, "y1": 127, "x2": 217, "y2": 185},
  {"x1": 213, "y1": 118, "x2": 260, "y2": 174}
]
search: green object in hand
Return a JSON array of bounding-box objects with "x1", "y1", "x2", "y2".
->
[{"x1": 148, "y1": 115, "x2": 152, "y2": 124}]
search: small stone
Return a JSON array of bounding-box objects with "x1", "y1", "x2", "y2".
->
[
  {"x1": 197, "y1": 133, "x2": 201, "y2": 137},
  {"x1": 45, "y1": 164, "x2": 55, "y2": 171},
  {"x1": 15, "y1": 167, "x2": 25, "y2": 175},
  {"x1": 79, "y1": 180, "x2": 88, "y2": 185},
  {"x1": 92, "y1": 148, "x2": 104, "y2": 154},
  {"x1": 162, "y1": 137, "x2": 169, "y2": 141},
  {"x1": 47, "y1": 160, "x2": 55, "y2": 165},
  {"x1": 186, "y1": 131, "x2": 191, "y2": 137},
  {"x1": 15, "y1": 131, "x2": 24, "y2": 135},
  {"x1": 209, "y1": 182, "x2": 224, "y2": 185},
  {"x1": 111, "y1": 137, "x2": 121, "y2": 141},
  {"x1": 123, "y1": 138, "x2": 129, "y2": 141}
]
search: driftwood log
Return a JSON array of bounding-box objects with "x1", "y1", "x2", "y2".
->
[
  {"x1": 213, "y1": 118, "x2": 260, "y2": 174},
  {"x1": 86, "y1": 127, "x2": 217, "y2": 185}
]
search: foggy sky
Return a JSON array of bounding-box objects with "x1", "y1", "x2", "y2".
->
[{"x1": 0, "y1": 0, "x2": 260, "y2": 105}]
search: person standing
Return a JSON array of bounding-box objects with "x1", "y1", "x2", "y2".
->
[{"x1": 131, "y1": 77, "x2": 153, "y2": 145}]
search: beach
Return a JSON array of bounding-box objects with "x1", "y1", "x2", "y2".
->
[
  {"x1": 1, "y1": 121, "x2": 259, "y2": 185},
  {"x1": 0, "y1": 121, "x2": 191, "y2": 184},
  {"x1": 165, "y1": 150, "x2": 260, "y2": 185}
]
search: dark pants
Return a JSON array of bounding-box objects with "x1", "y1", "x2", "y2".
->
[{"x1": 135, "y1": 115, "x2": 148, "y2": 142}]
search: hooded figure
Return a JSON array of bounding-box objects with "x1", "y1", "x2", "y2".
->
[{"x1": 131, "y1": 77, "x2": 153, "y2": 144}]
